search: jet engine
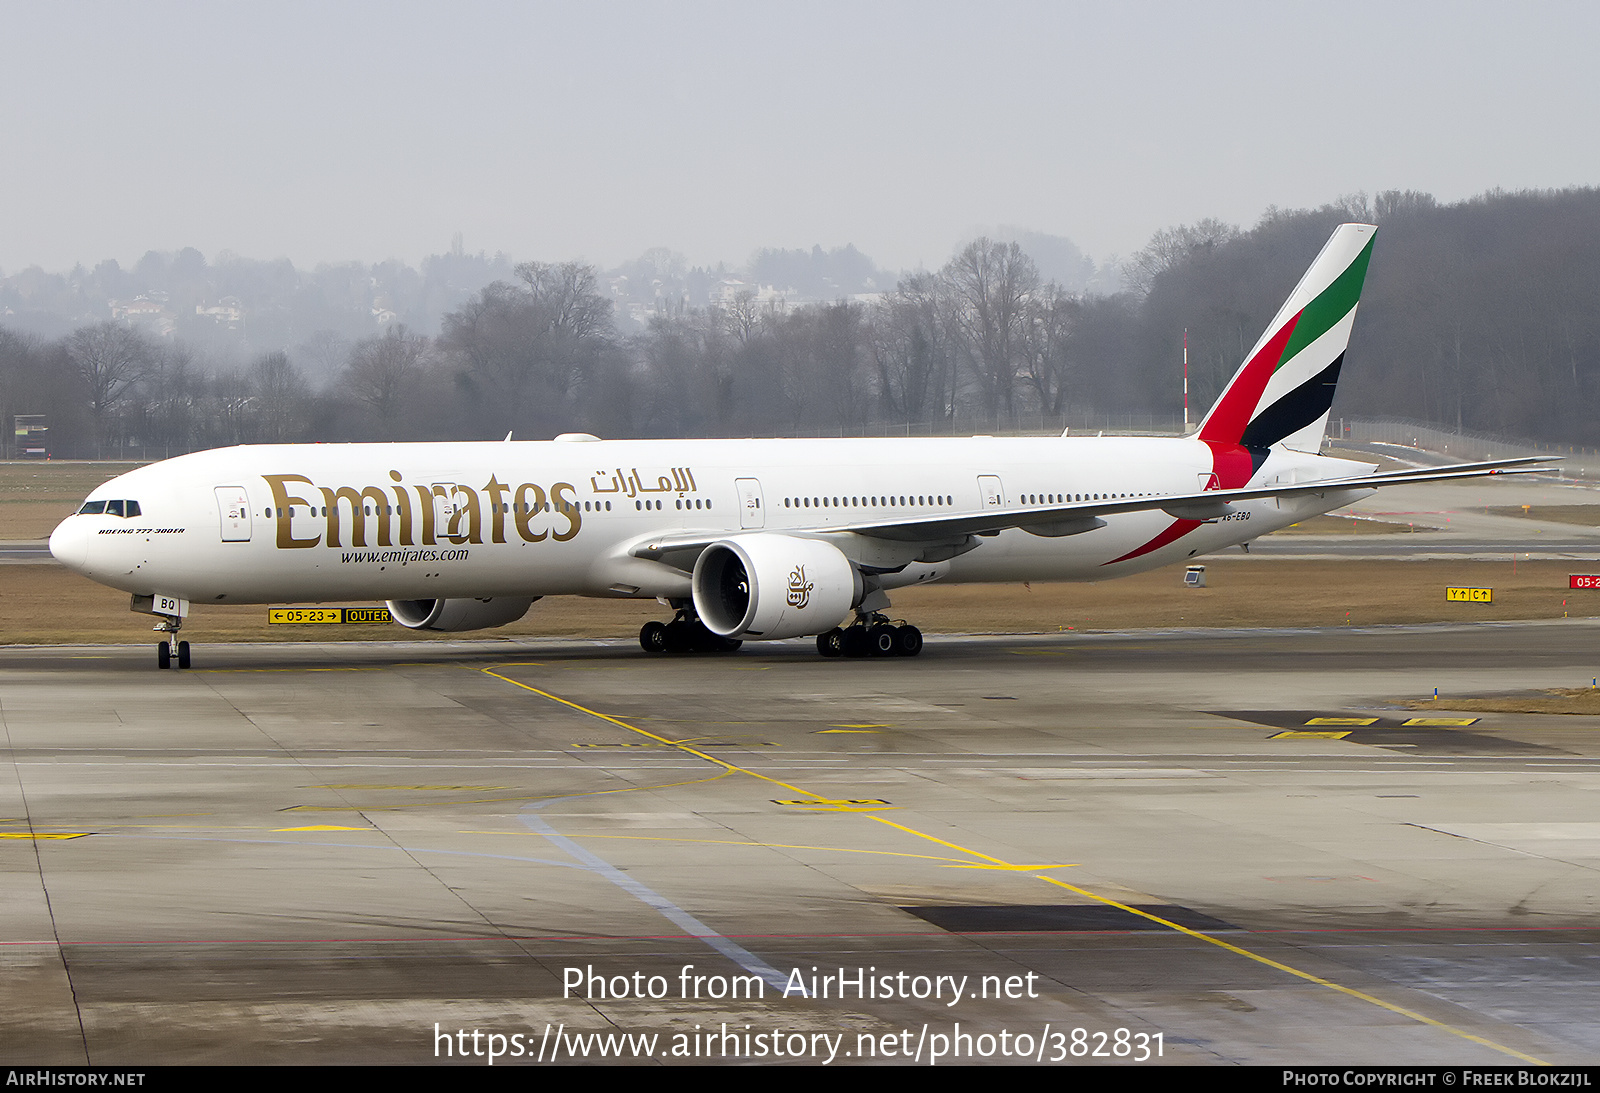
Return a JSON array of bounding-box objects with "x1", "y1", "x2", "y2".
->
[
  {"x1": 386, "y1": 597, "x2": 537, "y2": 632},
  {"x1": 692, "y1": 535, "x2": 858, "y2": 641}
]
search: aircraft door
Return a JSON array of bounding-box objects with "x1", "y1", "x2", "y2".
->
[
  {"x1": 978, "y1": 475, "x2": 1006, "y2": 509},
  {"x1": 215, "y1": 486, "x2": 251, "y2": 542},
  {"x1": 735, "y1": 478, "x2": 765, "y2": 529},
  {"x1": 432, "y1": 484, "x2": 458, "y2": 539}
]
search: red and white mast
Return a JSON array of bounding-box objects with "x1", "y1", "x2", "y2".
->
[{"x1": 1183, "y1": 328, "x2": 1190, "y2": 430}]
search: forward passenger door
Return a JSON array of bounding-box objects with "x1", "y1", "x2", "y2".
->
[
  {"x1": 736, "y1": 478, "x2": 765, "y2": 529},
  {"x1": 215, "y1": 486, "x2": 251, "y2": 542}
]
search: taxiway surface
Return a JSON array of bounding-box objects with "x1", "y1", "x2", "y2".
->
[{"x1": 3, "y1": 625, "x2": 1599, "y2": 1066}]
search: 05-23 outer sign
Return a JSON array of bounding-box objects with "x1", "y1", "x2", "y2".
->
[{"x1": 268, "y1": 607, "x2": 394, "y2": 625}]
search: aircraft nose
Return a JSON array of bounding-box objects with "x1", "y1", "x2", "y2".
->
[{"x1": 48, "y1": 516, "x2": 89, "y2": 571}]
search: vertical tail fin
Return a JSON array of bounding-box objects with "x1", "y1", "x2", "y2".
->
[{"x1": 1197, "y1": 223, "x2": 1376, "y2": 453}]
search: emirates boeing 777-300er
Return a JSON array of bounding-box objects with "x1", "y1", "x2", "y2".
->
[{"x1": 49, "y1": 224, "x2": 1544, "y2": 668}]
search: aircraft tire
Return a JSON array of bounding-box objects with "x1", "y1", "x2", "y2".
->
[
  {"x1": 816, "y1": 629, "x2": 845, "y2": 657},
  {"x1": 841, "y1": 627, "x2": 869, "y2": 658},
  {"x1": 157, "y1": 643, "x2": 170, "y2": 670},
  {"x1": 893, "y1": 625, "x2": 923, "y2": 657},
  {"x1": 867, "y1": 624, "x2": 897, "y2": 657},
  {"x1": 177, "y1": 641, "x2": 191, "y2": 669},
  {"x1": 640, "y1": 621, "x2": 669, "y2": 654}
]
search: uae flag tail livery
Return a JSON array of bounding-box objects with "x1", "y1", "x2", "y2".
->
[{"x1": 1200, "y1": 223, "x2": 1376, "y2": 471}]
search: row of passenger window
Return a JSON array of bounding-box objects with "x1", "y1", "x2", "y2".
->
[
  {"x1": 784, "y1": 495, "x2": 952, "y2": 509},
  {"x1": 77, "y1": 499, "x2": 141, "y2": 517}
]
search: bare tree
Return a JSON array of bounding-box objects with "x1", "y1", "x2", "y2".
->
[
  {"x1": 514, "y1": 261, "x2": 613, "y2": 342},
  {"x1": 66, "y1": 321, "x2": 155, "y2": 455},
  {"x1": 870, "y1": 271, "x2": 957, "y2": 424},
  {"x1": 135, "y1": 343, "x2": 202, "y2": 458},
  {"x1": 343, "y1": 325, "x2": 428, "y2": 437},
  {"x1": 440, "y1": 264, "x2": 616, "y2": 437},
  {"x1": 248, "y1": 351, "x2": 309, "y2": 443},
  {"x1": 1121, "y1": 218, "x2": 1239, "y2": 297},
  {"x1": 1019, "y1": 284, "x2": 1077, "y2": 416},
  {"x1": 945, "y1": 239, "x2": 1039, "y2": 419},
  {"x1": 718, "y1": 291, "x2": 760, "y2": 343}
]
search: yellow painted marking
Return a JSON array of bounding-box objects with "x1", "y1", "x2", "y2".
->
[
  {"x1": 479, "y1": 666, "x2": 830, "y2": 802},
  {"x1": 1271, "y1": 731, "x2": 1352, "y2": 740},
  {"x1": 268, "y1": 608, "x2": 344, "y2": 625},
  {"x1": 832, "y1": 723, "x2": 890, "y2": 729},
  {"x1": 1402, "y1": 718, "x2": 1480, "y2": 727},
  {"x1": 1033, "y1": 875, "x2": 1545, "y2": 1064},
  {"x1": 0, "y1": 832, "x2": 89, "y2": 840},
  {"x1": 273, "y1": 825, "x2": 369, "y2": 832},
  {"x1": 1306, "y1": 717, "x2": 1379, "y2": 726},
  {"x1": 869, "y1": 815, "x2": 1548, "y2": 1066},
  {"x1": 267, "y1": 607, "x2": 393, "y2": 625},
  {"x1": 817, "y1": 729, "x2": 881, "y2": 735},
  {"x1": 866, "y1": 816, "x2": 1015, "y2": 868},
  {"x1": 571, "y1": 740, "x2": 763, "y2": 748},
  {"x1": 940, "y1": 862, "x2": 1078, "y2": 871},
  {"x1": 477, "y1": 665, "x2": 1545, "y2": 1064},
  {"x1": 776, "y1": 799, "x2": 896, "y2": 813}
]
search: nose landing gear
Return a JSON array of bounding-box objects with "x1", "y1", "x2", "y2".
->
[{"x1": 153, "y1": 616, "x2": 191, "y2": 669}]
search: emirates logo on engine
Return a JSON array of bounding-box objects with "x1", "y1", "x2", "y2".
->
[{"x1": 786, "y1": 564, "x2": 813, "y2": 609}]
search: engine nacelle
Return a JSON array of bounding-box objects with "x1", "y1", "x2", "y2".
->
[
  {"x1": 692, "y1": 535, "x2": 858, "y2": 641},
  {"x1": 385, "y1": 597, "x2": 537, "y2": 632}
]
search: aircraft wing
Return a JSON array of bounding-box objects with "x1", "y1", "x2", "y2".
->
[{"x1": 631, "y1": 456, "x2": 1554, "y2": 561}]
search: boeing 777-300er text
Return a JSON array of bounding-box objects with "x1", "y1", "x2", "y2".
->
[{"x1": 50, "y1": 224, "x2": 1546, "y2": 668}]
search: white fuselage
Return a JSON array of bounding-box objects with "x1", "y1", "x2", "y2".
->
[{"x1": 48, "y1": 435, "x2": 1371, "y2": 610}]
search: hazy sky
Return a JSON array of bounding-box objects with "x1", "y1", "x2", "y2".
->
[{"x1": 3, "y1": 1, "x2": 1597, "y2": 275}]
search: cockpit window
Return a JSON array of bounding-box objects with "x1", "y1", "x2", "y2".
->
[{"x1": 77, "y1": 499, "x2": 140, "y2": 517}]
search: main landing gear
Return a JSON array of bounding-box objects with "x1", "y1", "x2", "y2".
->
[
  {"x1": 153, "y1": 614, "x2": 191, "y2": 670},
  {"x1": 639, "y1": 610, "x2": 743, "y2": 655},
  {"x1": 637, "y1": 606, "x2": 924, "y2": 659},
  {"x1": 816, "y1": 614, "x2": 923, "y2": 658}
]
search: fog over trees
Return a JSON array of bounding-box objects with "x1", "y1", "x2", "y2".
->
[{"x1": 2, "y1": 186, "x2": 1597, "y2": 458}]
